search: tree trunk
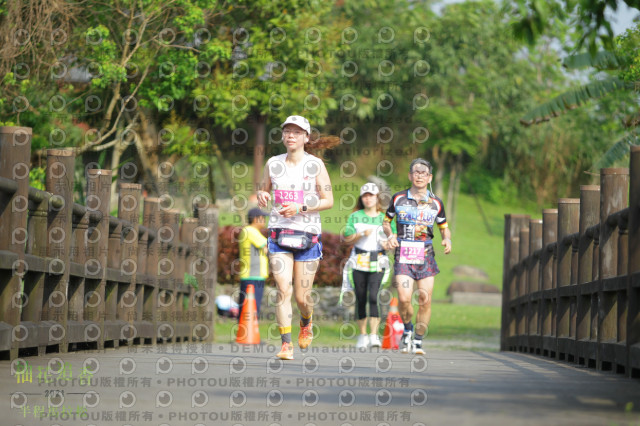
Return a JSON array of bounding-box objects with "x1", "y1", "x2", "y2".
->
[
  {"x1": 447, "y1": 154, "x2": 463, "y2": 233},
  {"x1": 253, "y1": 115, "x2": 267, "y2": 196},
  {"x1": 110, "y1": 137, "x2": 127, "y2": 208},
  {"x1": 462, "y1": 174, "x2": 493, "y2": 236},
  {"x1": 446, "y1": 156, "x2": 457, "y2": 209},
  {"x1": 450, "y1": 154, "x2": 463, "y2": 234},
  {"x1": 432, "y1": 145, "x2": 447, "y2": 197},
  {"x1": 207, "y1": 160, "x2": 216, "y2": 204},
  {"x1": 209, "y1": 142, "x2": 235, "y2": 199},
  {"x1": 136, "y1": 110, "x2": 160, "y2": 196}
]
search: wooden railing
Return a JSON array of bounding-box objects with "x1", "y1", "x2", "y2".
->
[
  {"x1": 501, "y1": 145, "x2": 640, "y2": 377},
  {"x1": 0, "y1": 127, "x2": 218, "y2": 360}
]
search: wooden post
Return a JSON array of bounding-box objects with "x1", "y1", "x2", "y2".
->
[
  {"x1": 557, "y1": 199, "x2": 580, "y2": 287},
  {"x1": 541, "y1": 210, "x2": 558, "y2": 290},
  {"x1": 517, "y1": 227, "x2": 530, "y2": 350},
  {"x1": 157, "y1": 208, "x2": 179, "y2": 343},
  {"x1": 143, "y1": 198, "x2": 160, "y2": 344},
  {"x1": 192, "y1": 220, "x2": 211, "y2": 341},
  {"x1": 628, "y1": 146, "x2": 640, "y2": 377},
  {"x1": 68, "y1": 202, "x2": 89, "y2": 348},
  {"x1": 167, "y1": 209, "x2": 182, "y2": 342},
  {"x1": 135, "y1": 210, "x2": 148, "y2": 344},
  {"x1": 196, "y1": 204, "x2": 218, "y2": 343},
  {"x1": 0, "y1": 127, "x2": 31, "y2": 359},
  {"x1": 518, "y1": 228, "x2": 530, "y2": 299},
  {"x1": 500, "y1": 214, "x2": 529, "y2": 351},
  {"x1": 42, "y1": 149, "x2": 76, "y2": 354},
  {"x1": 104, "y1": 215, "x2": 122, "y2": 348},
  {"x1": 541, "y1": 209, "x2": 558, "y2": 357},
  {"x1": 528, "y1": 219, "x2": 543, "y2": 353},
  {"x1": 598, "y1": 168, "x2": 629, "y2": 371},
  {"x1": 117, "y1": 183, "x2": 141, "y2": 345},
  {"x1": 556, "y1": 198, "x2": 579, "y2": 361},
  {"x1": 576, "y1": 185, "x2": 600, "y2": 367},
  {"x1": 173, "y1": 213, "x2": 190, "y2": 342},
  {"x1": 617, "y1": 210, "x2": 628, "y2": 365},
  {"x1": 181, "y1": 218, "x2": 198, "y2": 341},
  {"x1": 85, "y1": 169, "x2": 112, "y2": 350},
  {"x1": 529, "y1": 220, "x2": 543, "y2": 293},
  {"x1": 24, "y1": 182, "x2": 48, "y2": 354}
]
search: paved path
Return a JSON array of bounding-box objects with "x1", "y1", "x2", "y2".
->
[{"x1": 2, "y1": 343, "x2": 640, "y2": 426}]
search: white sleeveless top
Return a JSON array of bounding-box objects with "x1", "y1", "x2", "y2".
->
[{"x1": 267, "y1": 152, "x2": 323, "y2": 234}]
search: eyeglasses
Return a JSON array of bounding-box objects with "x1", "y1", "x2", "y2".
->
[
  {"x1": 411, "y1": 169, "x2": 430, "y2": 176},
  {"x1": 282, "y1": 129, "x2": 306, "y2": 136}
]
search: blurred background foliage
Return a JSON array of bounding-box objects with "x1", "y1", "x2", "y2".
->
[{"x1": 0, "y1": 0, "x2": 638, "y2": 213}]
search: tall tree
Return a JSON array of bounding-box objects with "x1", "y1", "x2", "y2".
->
[
  {"x1": 190, "y1": 0, "x2": 344, "y2": 196},
  {"x1": 1, "y1": 0, "x2": 231, "y2": 204},
  {"x1": 508, "y1": 0, "x2": 640, "y2": 169}
]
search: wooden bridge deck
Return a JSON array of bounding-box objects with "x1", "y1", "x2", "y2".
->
[{"x1": 2, "y1": 344, "x2": 639, "y2": 426}]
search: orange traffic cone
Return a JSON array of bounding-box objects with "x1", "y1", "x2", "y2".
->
[
  {"x1": 236, "y1": 284, "x2": 260, "y2": 344},
  {"x1": 382, "y1": 297, "x2": 403, "y2": 349}
]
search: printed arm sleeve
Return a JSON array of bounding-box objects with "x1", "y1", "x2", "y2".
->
[
  {"x1": 436, "y1": 199, "x2": 448, "y2": 229},
  {"x1": 385, "y1": 196, "x2": 396, "y2": 221}
]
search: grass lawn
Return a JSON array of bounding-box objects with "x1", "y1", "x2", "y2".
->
[{"x1": 430, "y1": 192, "x2": 539, "y2": 300}]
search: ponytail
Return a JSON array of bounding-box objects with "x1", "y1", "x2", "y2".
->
[{"x1": 304, "y1": 134, "x2": 340, "y2": 154}]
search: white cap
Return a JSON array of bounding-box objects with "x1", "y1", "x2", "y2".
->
[
  {"x1": 281, "y1": 115, "x2": 311, "y2": 134},
  {"x1": 360, "y1": 182, "x2": 379, "y2": 196}
]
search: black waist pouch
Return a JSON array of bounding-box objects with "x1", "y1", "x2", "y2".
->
[
  {"x1": 270, "y1": 229, "x2": 319, "y2": 251},
  {"x1": 354, "y1": 247, "x2": 385, "y2": 262}
]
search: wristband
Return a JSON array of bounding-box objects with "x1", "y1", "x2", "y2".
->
[
  {"x1": 443, "y1": 238, "x2": 451, "y2": 244},
  {"x1": 295, "y1": 204, "x2": 300, "y2": 215}
]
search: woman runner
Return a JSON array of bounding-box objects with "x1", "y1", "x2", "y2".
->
[{"x1": 257, "y1": 115, "x2": 337, "y2": 360}]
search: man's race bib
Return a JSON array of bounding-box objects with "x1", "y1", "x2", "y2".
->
[
  {"x1": 399, "y1": 241, "x2": 425, "y2": 264},
  {"x1": 274, "y1": 189, "x2": 304, "y2": 206}
]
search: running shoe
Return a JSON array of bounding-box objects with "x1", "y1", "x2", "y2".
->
[
  {"x1": 298, "y1": 322, "x2": 313, "y2": 349},
  {"x1": 368, "y1": 334, "x2": 381, "y2": 348},
  {"x1": 356, "y1": 334, "x2": 370, "y2": 349},
  {"x1": 400, "y1": 330, "x2": 413, "y2": 353},
  {"x1": 276, "y1": 342, "x2": 294, "y2": 360},
  {"x1": 412, "y1": 339, "x2": 425, "y2": 355}
]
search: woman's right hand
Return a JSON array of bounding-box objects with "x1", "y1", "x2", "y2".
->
[{"x1": 257, "y1": 190, "x2": 271, "y2": 208}]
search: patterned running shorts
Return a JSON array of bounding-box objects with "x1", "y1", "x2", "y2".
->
[{"x1": 393, "y1": 254, "x2": 440, "y2": 281}]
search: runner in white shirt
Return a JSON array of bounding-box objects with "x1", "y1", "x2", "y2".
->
[
  {"x1": 256, "y1": 115, "x2": 337, "y2": 360},
  {"x1": 342, "y1": 183, "x2": 394, "y2": 349}
]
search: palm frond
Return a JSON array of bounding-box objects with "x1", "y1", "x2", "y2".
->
[
  {"x1": 520, "y1": 77, "x2": 629, "y2": 126},
  {"x1": 562, "y1": 51, "x2": 623, "y2": 71},
  {"x1": 593, "y1": 133, "x2": 639, "y2": 170}
]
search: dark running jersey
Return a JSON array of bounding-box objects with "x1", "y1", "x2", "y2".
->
[{"x1": 384, "y1": 189, "x2": 448, "y2": 242}]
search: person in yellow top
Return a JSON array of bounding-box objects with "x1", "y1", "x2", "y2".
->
[{"x1": 238, "y1": 208, "x2": 269, "y2": 319}]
